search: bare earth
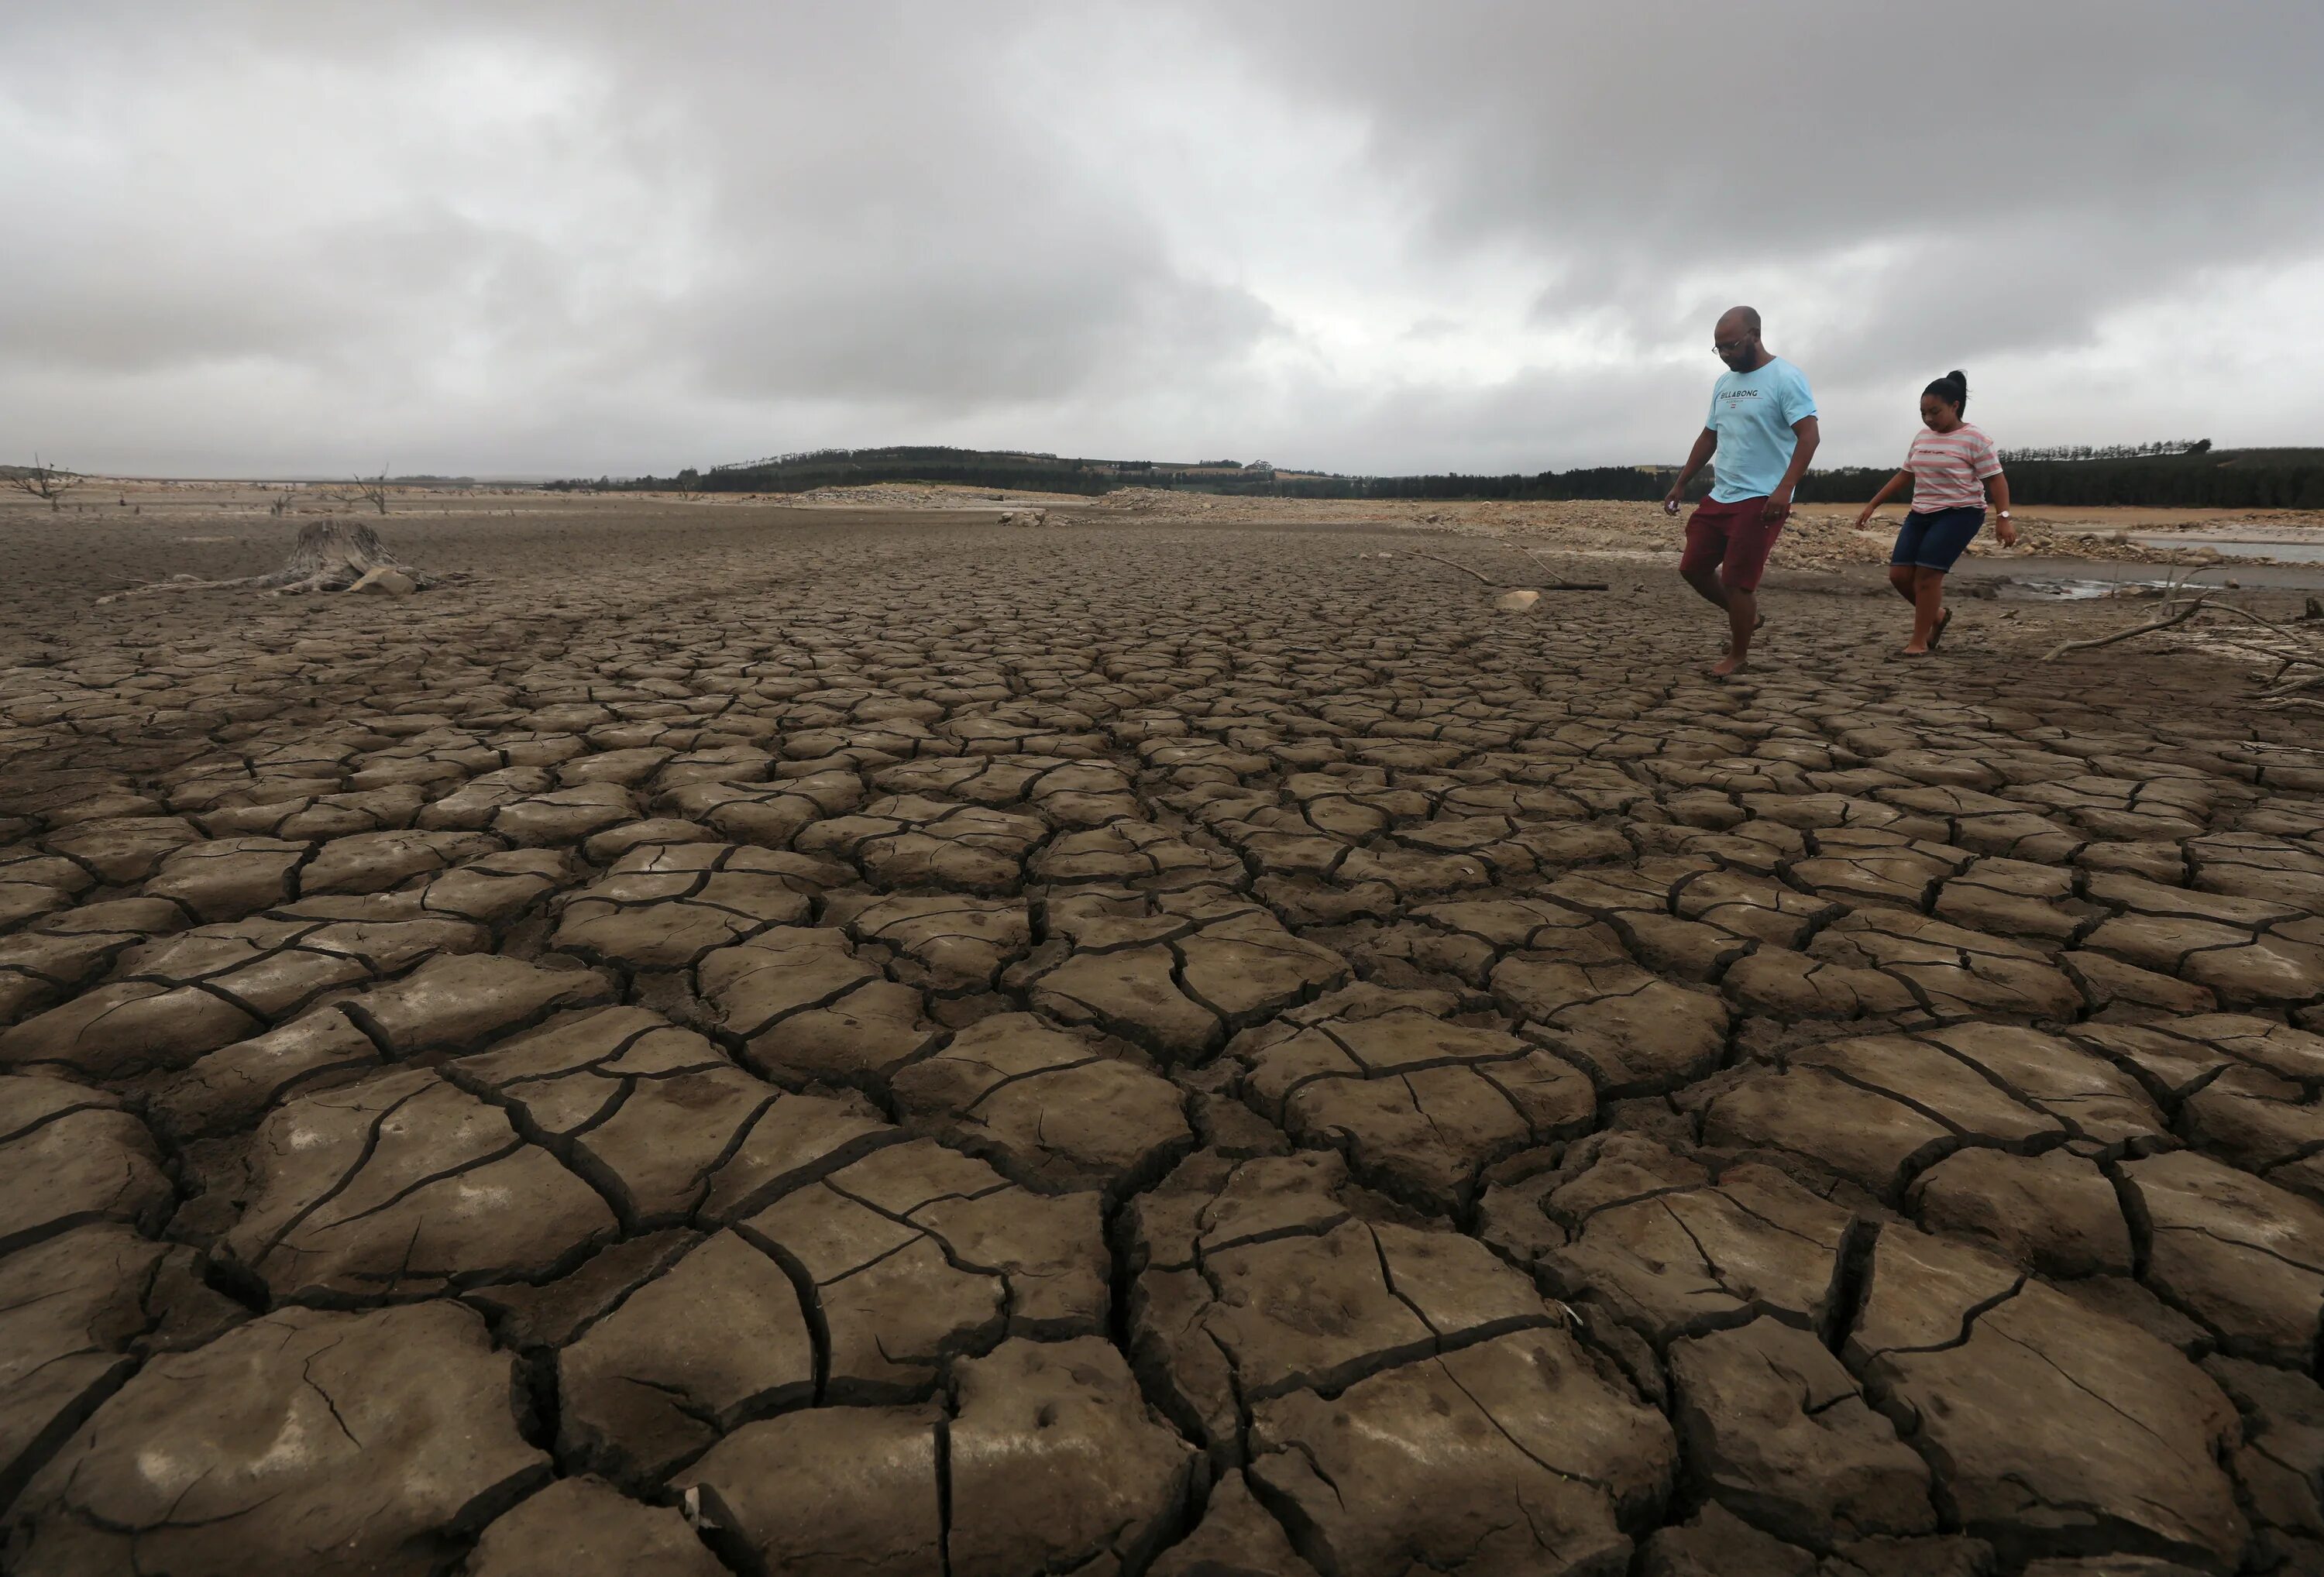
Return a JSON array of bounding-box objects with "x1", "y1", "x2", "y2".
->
[{"x1": 6, "y1": 491, "x2": 2324, "y2": 1577}]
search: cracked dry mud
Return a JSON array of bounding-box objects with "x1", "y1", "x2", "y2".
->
[{"x1": 5, "y1": 500, "x2": 2324, "y2": 1577}]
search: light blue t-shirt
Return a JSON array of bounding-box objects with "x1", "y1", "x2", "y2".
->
[{"x1": 1705, "y1": 358, "x2": 1817, "y2": 502}]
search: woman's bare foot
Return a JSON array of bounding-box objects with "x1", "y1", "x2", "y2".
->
[{"x1": 1898, "y1": 645, "x2": 1930, "y2": 658}]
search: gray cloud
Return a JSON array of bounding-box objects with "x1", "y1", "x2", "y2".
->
[{"x1": 1, "y1": 0, "x2": 2316, "y2": 476}]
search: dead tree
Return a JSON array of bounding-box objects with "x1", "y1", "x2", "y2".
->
[
  {"x1": 97, "y1": 519, "x2": 464, "y2": 603},
  {"x1": 6, "y1": 455, "x2": 76, "y2": 510},
  {"x1": 353, "y1": 468, "x2": 390, "y2": 515}
]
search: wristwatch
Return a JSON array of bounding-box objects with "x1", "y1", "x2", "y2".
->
[{"x1": 1997, "y1": 510, "x2": 2011, "y2": 518}]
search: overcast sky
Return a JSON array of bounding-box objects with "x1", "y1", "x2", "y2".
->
[{"x1": 5, "y1": 1, "x2": 2319, "y2": 479}]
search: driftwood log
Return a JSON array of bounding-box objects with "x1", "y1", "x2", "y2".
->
[{"x1": 98, "y1": 520, "x2": 462, "y2": 603}]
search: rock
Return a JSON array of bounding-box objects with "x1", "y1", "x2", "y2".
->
[
  {"x1": 348, "y1": 567, "x2": 417, "y2": 595},
  {"x1": 1494, "y1": 589, "x2": 1542, "y2": 613}
]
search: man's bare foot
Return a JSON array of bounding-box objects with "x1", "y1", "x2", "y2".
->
[
  {"x1": 1709, "y1": 653, "x2": 1749, "y2": 677},
  {"x1": 1723, "y1": 612, "x2": 1767, "y2": 655}
]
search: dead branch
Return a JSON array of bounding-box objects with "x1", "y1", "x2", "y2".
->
[
  {"x1": 1516, "y1": 548, "x2": 1610, "y2": 592},
  {"x1": 2040, "y1": 596, "x2": 2212, "y2": 661},
  {"x1": 1409, "y1": 551, "x2": 1498, "y2": 585},
  {"x1": 1408, "y1": 550, "x2": 1606, "y2": 593}
]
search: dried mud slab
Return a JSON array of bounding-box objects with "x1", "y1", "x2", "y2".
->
[
  {"x1": 683, "y1": 1337, "x2": 1193, "y2": 1577},
  {"x1": 889, "y1": 1011, "x2": 1194, "y2": 1191},
  {"x1": 466, "y1": 1476, "x2": 727, "y2": 1577},
  {"x1": 7, "y1": 1301, "x2": 546, "y2": 1576},
  {"x1": 737, "y1": 1139, "x2": 1107, "y2": 1400},
  {"x1": 0, "y1": 1075, "x2": 173, "y2": 1255},
  {"x1": 1844, "y1": 1228, "x2": 2247, "y2": 1571},
  {"x1": 1122, "y1": 1140, "x2": 1676, "y2": 1575},
  {"x1": 1228, "y1": 983, "x2": 1593, "y2": 1212},
  {"x1": 1480, "y1": 1134, "x2": 1862, "y2": 1350},
  {"x1": 218, "y1": 1064, "x2": 621, "y2": 1305}
]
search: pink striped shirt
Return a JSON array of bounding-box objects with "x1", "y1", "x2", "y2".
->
[{"x1": 1906, "y1": 422, "x2": 2003, "y2": 510}]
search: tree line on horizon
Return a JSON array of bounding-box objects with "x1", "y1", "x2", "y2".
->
[{"x1": 545, "y1": 440, "x2": 2324, "y2": 510}]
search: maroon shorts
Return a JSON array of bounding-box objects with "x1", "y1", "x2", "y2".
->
[{"x1": 1681, "y1": 496, "x2": 1786, "y2": 593}]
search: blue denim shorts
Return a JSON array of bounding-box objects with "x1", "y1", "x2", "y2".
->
[{"x1": 1892, "y1": 506, "x2": 1986, "y2": 572}]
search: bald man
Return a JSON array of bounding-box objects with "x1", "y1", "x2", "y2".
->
[{"x1": 1660, "y1": 307, "x2": 1820, "y2": 676}]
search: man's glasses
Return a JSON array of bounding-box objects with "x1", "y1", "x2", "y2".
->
[{"x1": 1714, "y1": 339, "x2": 1749, "y2": 355}]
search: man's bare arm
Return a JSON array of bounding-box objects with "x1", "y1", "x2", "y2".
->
[
  {"x1": 1765, "y1": 415, "x2": 1820, "y2": 521},
  {"x1": 1662, "y1": 428, "x2": 1719, "y2": 515}
]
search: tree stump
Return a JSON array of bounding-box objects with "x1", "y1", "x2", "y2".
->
[{"x1": 98, "y1": 520, "x2": 462, "y2": 603}]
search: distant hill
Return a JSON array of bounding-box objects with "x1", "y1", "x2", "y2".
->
[
  {"x1": 550, "y1": 441, "x2": 2324, "y2": 510},
  {"x1": 551, "y1": 445, "x2": 1713, "y2": 504}
]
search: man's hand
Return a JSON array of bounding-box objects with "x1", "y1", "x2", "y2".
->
[
  {"x1": 1762, "y1": 488, "x2": 1793, "y2": 524},
  {"x1": 1662, "y1": 492, "x2": 1683, "y2": 517}
]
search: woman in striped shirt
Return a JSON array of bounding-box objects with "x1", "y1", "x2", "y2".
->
[{"x1": 1854, "y1": 370, "x2": 2016, "y2": 655}]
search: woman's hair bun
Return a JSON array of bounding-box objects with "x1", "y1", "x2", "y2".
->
[{"x1": 1924, "y1": 370, "x2": 1970, "y2": 412}]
